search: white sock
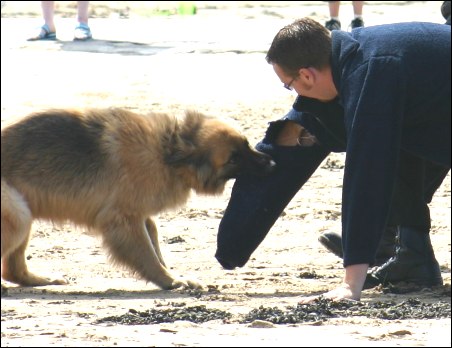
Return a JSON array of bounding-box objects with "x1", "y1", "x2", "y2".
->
[{"x1": 354, "y1": 14, "x2": 363, "y2": 19}]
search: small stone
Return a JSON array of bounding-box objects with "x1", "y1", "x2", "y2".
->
[{"x1": 248, "y1": 320, "x2": 276, "y2": 328}]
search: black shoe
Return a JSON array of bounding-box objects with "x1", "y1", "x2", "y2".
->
[
  {"x1": 364, "y1": 256, "x2": 443, "y2": 289},
  {"x1": 318, "y1": 232, "x2": 343, "y2": 258},
  {"x1": 318, "y1": 226, "x2": 396, "y2": 266},
  {"x1": 350, "y1": 17, "x2": 364, "y2": 29},
  {"x1": 325, "y1": 19, "x2": 341, "y2": 31},
  {"x1": 363, "y1": 227, "x2": 443, "y2": 289},
  {"x1": 442, "y1": 1, "x2": 451, "y2": 24}
]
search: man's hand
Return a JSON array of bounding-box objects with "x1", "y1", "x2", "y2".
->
[{"x1": 276, "y1": 121, "x2": 318, "y2": 147}]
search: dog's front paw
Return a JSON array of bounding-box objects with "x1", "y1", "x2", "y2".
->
[
  {"x1": 171, "y1": 278, "x2": 203, "y2": 290},
  {"x1": 2, "y1": 272, "x2": 68, "y2": 287},
  {"x1": 33, "y1": 276, "x2": 68, "y2": 286},
  {"x1": 49, "y1": 277, "x2": 69, "y2": 285}
]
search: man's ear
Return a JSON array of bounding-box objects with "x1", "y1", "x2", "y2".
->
[{"x1": 299, "y1": 67, "x2": 315, "y2": 88}]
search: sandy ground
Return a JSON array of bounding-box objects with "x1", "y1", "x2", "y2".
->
[{"x1": 1, "y1": 1, "x2": 451, "y2": 347}]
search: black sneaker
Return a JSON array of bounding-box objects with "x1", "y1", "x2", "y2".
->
[
  {"x1": 325, "y1": 19, "x2": 341, "y2": 31},
  {"x1": 442, "y1": 0, "x2": 451, "y2": 24},
  {"x1": 318, "y1": 232, "x2": 343, "y2": 259},
  {"x1": 350, "y1": 17, "x2": 364, "y2": 29},
  {"x1": 318, "y1": 228, "x2": 396, "y2": 266}
]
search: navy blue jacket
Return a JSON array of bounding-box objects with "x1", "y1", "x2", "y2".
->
[
  {"x1": 293, "y1": 22, "x2": 451, "y2": 266},
  {"x1": 327, "y1": 22, "x2": 451, "y2": 266}
]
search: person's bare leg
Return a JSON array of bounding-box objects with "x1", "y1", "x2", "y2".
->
[
  {"x1": 41, "y1": 1, "x2": 56, "y2": 32},
  {"x1": 325, "y1": 1, "x2": 341, "y2": 30},
  {"x1": 74, "y1": 1, "x2": 92, "y2": 40},
  {"x1": 352, "y1": 1, "x2": 364, "y2": 16},
  {"x1": 76, "y1": 1, "x2": 89, "y2": 25},
  {"x1": 328, "y1": 1, "x2": 340, "y2": 18}
]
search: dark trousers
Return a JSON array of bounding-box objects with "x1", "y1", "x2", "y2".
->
[{"x1": 389, "y1": 151, "x2": 450, "y2": 230}]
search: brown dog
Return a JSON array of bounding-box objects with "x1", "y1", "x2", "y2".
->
[{"x1": 1, "y1": 108, "x2": 275, "y2": 290}]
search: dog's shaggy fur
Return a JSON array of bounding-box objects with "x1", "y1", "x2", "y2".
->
[{"x1": 1, "y1": 108, "x2": 274, "y2": 290}]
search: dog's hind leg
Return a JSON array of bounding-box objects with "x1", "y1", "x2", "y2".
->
[
  {"x1": 1, "y1": 181, "x2": 67, "y2": 286},
  {"x1": 100, "y1": 216, "x2": 201, "y2": 290},
  {"x1": 145, "y1": 218, "x2": 166, "y2": 267}
]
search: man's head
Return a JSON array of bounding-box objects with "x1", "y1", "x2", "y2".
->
[
  {"x1": 266, "y1": 18, "x2": 337, "y2": 102},
  {"x1": 266, "y1": 17, "x2": 332, "y2": 74}
]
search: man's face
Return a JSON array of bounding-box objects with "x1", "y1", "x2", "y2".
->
[{"x1": 273, "y1": 63, "x2": 337, "y2": 102}]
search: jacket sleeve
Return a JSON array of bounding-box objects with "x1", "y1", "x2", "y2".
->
[
  {"x1": 291, "y1": 96, "x2": 347, "y2": 152},
  {"x1": 340, "y1": 56, "x2": 406, "y2": 266}
]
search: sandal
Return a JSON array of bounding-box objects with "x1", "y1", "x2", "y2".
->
[
  {"x1": 27, "y1": 24, "x2": 56, "y2": 41},
  {"x1": 74, "y1": 23, "x2": 92, "y2": 41}
]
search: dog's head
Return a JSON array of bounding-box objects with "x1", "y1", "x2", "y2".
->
[{"x1": 165, "y1": 110, "x2": 276, "y2": 195}]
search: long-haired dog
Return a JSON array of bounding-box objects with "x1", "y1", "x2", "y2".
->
[{"x1": 1, "y1": 108, "x2": 275, "y2": 290}]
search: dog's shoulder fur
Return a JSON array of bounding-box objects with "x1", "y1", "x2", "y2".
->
[{"x1": 1, "y1": 108, "x2": 219, "y2": 225}]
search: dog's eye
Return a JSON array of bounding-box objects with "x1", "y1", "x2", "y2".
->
[{"x1": 227, "y1": 152, "x2": 239, "y2": 165}]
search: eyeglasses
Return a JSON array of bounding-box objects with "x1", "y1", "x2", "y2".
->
[{"x1": 283, "y1": 76, "x2": 297, "y2": 91}]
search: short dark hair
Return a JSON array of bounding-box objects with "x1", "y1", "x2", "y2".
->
[{"x1": 266, "y1": 17, "x2": 332, "y2": 77}]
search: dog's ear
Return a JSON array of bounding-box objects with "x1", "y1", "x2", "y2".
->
[
  {"x1": 164, "y1": 111, "x2": 206, "y2": 167},
  {"x1": 164, "y1": 136, "x2": 196, "y2": 166},
  {"x1": 179, "y1": 110, "x2": 206, "y2": 140},
  {"x1": 165, "y1": 140, "x2": 211, "y2": 172}
]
